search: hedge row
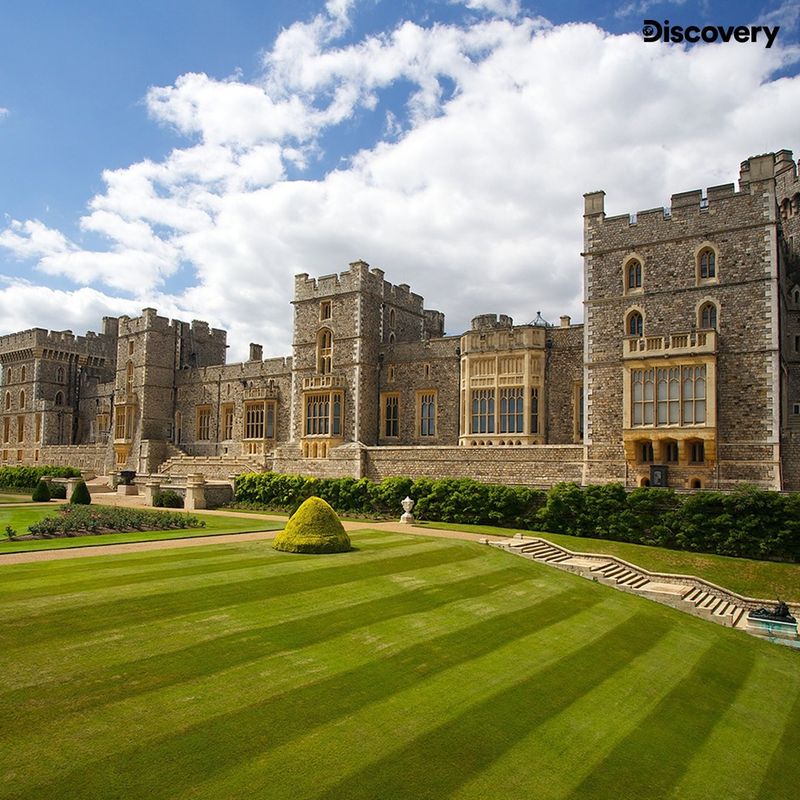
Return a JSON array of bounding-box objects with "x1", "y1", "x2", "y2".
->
[
  {"x1": 234, "y1": 473, "x2": 800, "y2": 562},
  {"x1": 0, "y1": 465, "x2": 81, "y2": 490}
]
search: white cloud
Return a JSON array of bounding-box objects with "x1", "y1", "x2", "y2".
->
[
  {"x1": 615, "y1": 0, "x2": 688, "y2": 20},
  {"x1": 1, "y1": 6, "x2": 799, "y2": 361},
  {"x1": 0, "y1": 107, "x2": 8, "y2": 119}
]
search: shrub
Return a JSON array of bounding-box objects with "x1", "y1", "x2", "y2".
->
[
  {"x1": 47, "y1": 482, "x2": 67, "y2": 499},
  {"x1": 273, "y1": 496, "x2": 351, "y2": 554},
  {"x1": 31, "y1": 479, "x2": 51, "y2": 502},
  {"x1": 69, "y1": 480, "x2": 91, "y2": 505},
  {"x1": 153, "y1": 490, "x2": 184, "y2": 508},
  {"x1": 0, "y1": 465, "x2": 80, "y2": 490}
]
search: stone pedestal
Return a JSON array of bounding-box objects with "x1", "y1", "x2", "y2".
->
[
  {"x1": 185, "y1": 473, "x2": 207, "y2": 511},
  {"x1": 400, "y1": 496, "x2": 415, "y2": 525},
  {"x1": 143, "y1": 481, "x2": 162, "y2": 506},
  {"x1": 65, "y1": 478, "x2": 81, "y2": 497},
  {"x1": 117, "y1": 484, "x2": 138, "y2": 496}
]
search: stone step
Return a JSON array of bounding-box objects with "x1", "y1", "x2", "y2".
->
[
  {"x1": 692, "y1": 590, "x2": 710, "y2": 607},
  {"x1": 603, "y1": 565, "x2": 628, "y2": 580},
  {"x1": 623, "y1": 575, "x2": 650, "y2": 589},
  {"x1": 682, "y1": 587, "x2": 702, "y2": 602},
  {"x1": 700, "y1": 595, "x2": 723, "y2": 613},
  {"x1": 731, "y1": 607, "x2": 748, "y2": 628},
  {"x1": 543, "y1": 553, "x2": 571, "y2": 563},
  {"x1": 713, "y1": 600, "x2": 732, "y2": 616}
]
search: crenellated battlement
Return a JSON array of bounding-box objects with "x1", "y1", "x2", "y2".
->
[{"x1": 0, "y1": 324, "x2": 118, "y2": 359}]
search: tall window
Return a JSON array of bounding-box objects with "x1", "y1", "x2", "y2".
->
[
  {"x1": 383, "y1": 394, "x2": 399, "y2": 437},
  {"x1": 19, "y1": 390, "x2": 25, "y2": 410},
  {"x1": 499, "y1": 387, "x2": 524, "y2": 434},
  {"x1": 317, "y1": 329, "x2": 332, "y2": 374},
  {"x1": 640, "y1": 441, "x2": 654, "y2": 463},
  {"x1": 221, "y1": 404, "x2": 234, "y2": 440},
  {"x1": 56, "y1": 366, "x2": 64, "y2": 383},
  {"x1": 699, "y1": 302, "x2": 717, "y2": 330},
  {"x1": 20, "y1": 366, "x2": 25, "y2": 382},
  {"x1": 2, "y1": 418, "x2": 8, "y2": 443},
  {"x1": 471, "y1": 389, "x2": 495, "y2": 434},
  {"x1": 244, "y1": 402, "x2": 264, "y2": 439},
  {"x1": 320, "y1": 300, "x2": 332, "y2": 320},
  {"x1": 54, "y1": 391, "x2": 64, "y2": 406},
  {"x1": 419, "y1": 392, "x2": 436, "y2": 437},
  {"x1": 5, "y1": 368, "x2": 11, "y2": 384},
  {"x1": 626, "y1": 259, "x2": 642, "y2": 290},
  {"x1": 4, "y1": 392, "x2": 9, "y2": 411},
  {"x1": 689, "y1": 440, "x2": 705, "y2": 463},
  {"x1": 632, "y1": 365, "x2": 706, "y2": 427},
  {"x1": 627, "y1": 311, "x2": 643, "y2": 337},
  {"x1": 304, "y1": 392, "x2": 342, "y2": 437},
  {"x1": 698, "y1": 248, "x2": 716, "y2": 280},
  {"x1": 664, "y1": 440, "x2": 679, "y2": 463},
  {"x1": 16, "y1": 416, "x2": 24, "y2": 443},
  {"x1": 126, "y1": 362, "x2": 134, "y2": 395},
  {"x1": 195, "y1": 406, "x2": 211, "y2": 441},
  {"x1": 682, "y1": 366, "x2": 706, "y2": 424}
]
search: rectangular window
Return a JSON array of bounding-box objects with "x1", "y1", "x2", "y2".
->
[
  {"x1": 499, "y1": 387, "x2": 524, "y2": 434},
  {"x1": 682, "y1": 366, "x2": 706, "y2": 424},
  {"x1": 35, "y1": 414, "x2": 42, "y2": 442},
  {"x1": 471, "y1": 389, "x2": 495, "y2": 434},
  {"x1": 640, "y1": 441, "x2": 654, "y2": 463},
  {"x1": 221, "y1": 404, "x2": 234, "y2": 440},
  {"x1": 664, "y1": 441, "x2": 679, "y2": 463},
  {"x1": 266, "y1": 403, "x2": 275, "y2": 439},
  {"x1": 632, "y1": 365, "x2": 705, "y2": 427},
  {"x1": 3, "y1": 418, "x2": 9, "y2": 443},
  {"x1": 532, "y1": 387, "x2": 540, "y2": 435},
  {"x1": 305, "y1": 392, "x2": 342, "y2": 436},
  {"x1": 245, "y1": 402, "x2": 265, "y2": 439},
  {"x1": 16, "y1": 416, "x2": 24, "y2": 443},
  {"x1": 690, "y1": 441, "x2": 705, "y2": 463},
  {"x1": 320, "y1": 300, "x2": 332, "y2": 320},
  {"x1": 114, "y1": 406, "x2": 133, "y2": 440},
  {"x1": 382, "y1": 393, "x2": 399, "y2": 438},
  {"x1": 794, "y1": 403, "x2": 800, "y2": 415},
  {"x1": 419, "y1": 392, "x2": 436, "y2": 437},
  {"x1": 795, "y1": 335, "x2": 800, "y2": 352},
  {"x1": 572, "y1": 383, "x2": 582, "y2": 441},
  {"x1": 195, "y1": 406, "x2": 211, "y2": 441}
]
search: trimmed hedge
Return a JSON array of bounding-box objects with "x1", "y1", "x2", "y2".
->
[
  {"x1": 234, "y1": 473, "x2": 800, "y2": 562},
  {"x1": 273, "y1": 496, "x2": 351, "y2": 554},
  {"x1": 153, "y1": 490, "x2": 184, "y2": 509},
  {"x1": 31, "y1": 479, "x2": 51, "y2": 502},
  {"x1": 0, "y1": 466, "x2": 80, "y2": 491},
  {"x1": 69, "y1": 480, "x2": 91, "y2": 505}
]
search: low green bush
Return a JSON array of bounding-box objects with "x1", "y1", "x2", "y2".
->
[
  {"x1": 153, "y1": 490, "x2": 184, "y2": 509},
  {"x1": 273, "y1": 496, "x2": 351, "y2": 554},
  {"x1": 46, "y1": 482, "x2": 67, "y2": 499},
  {"x1": 26, "y1": 505, "x2": 206, "y2": 538},
  {"x1": 0, "y1": 465, "x2": 80, "y2": 490},
  {"x1": 31, "y1": 479, "x2": 51, "y2": 502},
  {"x1": 69, "y1": 480, "x2": 91, "y2": 505}
]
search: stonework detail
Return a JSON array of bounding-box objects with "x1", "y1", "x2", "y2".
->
[{"x1": 1, "y1": 150, "x2": 799, "y2": 490}]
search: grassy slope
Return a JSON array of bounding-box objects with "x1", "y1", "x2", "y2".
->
[
  {"x1": 418, "y1": 522, "x2": 800, "y2": 602},
  {"x1": 0, "y1": 529, "x2": 797, "y2": 800},
  {"x1": 0, "y1": 506, "x2": 282, "y2": 553}
]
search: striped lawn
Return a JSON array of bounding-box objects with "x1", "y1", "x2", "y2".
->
[{"x1": 0, "y1": 531, "x2": 798, "y2": 800}]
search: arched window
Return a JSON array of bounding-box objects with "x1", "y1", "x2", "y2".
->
[
  {"x1": 626, "y1": 259, "x2": 642, "y2": 290},
  {"x1": 126, "y1": 362, "x2": 134, "y2": 395},
  {"x1": 698, "y1": 248, "x2": 716, "y2": 280},
  {"x1": 690, "y1": 478, "x2": 702, "y2": 489},
  {"x1": 5, "y1": 368, "x2": 11, "y2": 384},
  {"x1": 389, "y1": 308, "x2": 396, "y2": 328},
  {"x1": 793, "y1": 288, "x2": 800, "y2": 305},
  {"x1": 20, "y1": 366, "x2": 25, "y2": 382},
  {"x1": 388, "y1": 332, "x2": 395, "y2": 344},
  {"x1": 56, "y1": 366, "x2": 65, "y2": 383},
  {"x1": 699, "y1": 302, "x2": 717, "y2": 330},
  {"x1": 317, "y1": 329, "x2": 332, "y2": 375},
  {"x1": 19, "y1": 391, "x2": 25, "y2": 410},
  {"x1": 627, "y1": 311, "x2": 643, "y2": 337},
  {"x1": 54, "y1": 391, "x2": 64, "y2": 406}
]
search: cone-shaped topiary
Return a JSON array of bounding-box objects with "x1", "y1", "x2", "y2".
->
[
  {"x1": 69, "y1": 479, "x2": 91, "y2": 505},
  {"x1": 31, "y1": 479, "x2": 50, "y2": 502},
  {"x1": 273, "y1": 496, "x2": 351, "y2": 554}
]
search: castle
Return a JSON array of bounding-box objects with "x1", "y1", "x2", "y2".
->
[{"x1": 2, "y1": 149, "x2": 799, "y2": 491}]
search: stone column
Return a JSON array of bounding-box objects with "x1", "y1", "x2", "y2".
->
[
  {"x1": 143, "y1": 480, "x2": 162, "y2": 506},
  {"x1": 185, "y1": 473, "x2": 207, "y2": 511}
]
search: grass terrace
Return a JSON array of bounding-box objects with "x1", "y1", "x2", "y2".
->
[{"x1": 0, "y1": 529, "x2": 798, "y2": 799}]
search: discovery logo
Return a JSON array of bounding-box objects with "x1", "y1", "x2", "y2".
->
[{"x1": 642, "y1": 19, "x2": 780, "y2": 48}]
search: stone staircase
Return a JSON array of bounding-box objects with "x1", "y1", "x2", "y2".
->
[
  {"x1": 494, "y1": 535, "x2": 786, "y2": 636},
  {"x1": 157, "y1": 453, "x2": 267, "y2": 480}
]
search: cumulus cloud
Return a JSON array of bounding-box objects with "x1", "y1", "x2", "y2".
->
[
  {"x1": 0, "y1": 107, "x2": 8, "y2": 119},
  {"x1": 1, "y1": 3, "x2": 799, "y2": 361},
  {"x1": 451, "y1": 0, "x2": 521, "y2": 17}
]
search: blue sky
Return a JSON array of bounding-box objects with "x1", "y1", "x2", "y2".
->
[{"x1": 1, "y1": 0, "x2": 798, "y2": 358}]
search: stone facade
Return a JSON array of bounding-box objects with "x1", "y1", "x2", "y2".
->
[{"x1": 1, "y1": 148, "x2": 799, "y2": 490}]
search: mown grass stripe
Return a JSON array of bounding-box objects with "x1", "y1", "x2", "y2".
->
[
  {"x1": 0, "y1": 564, "x2": 536, "y2": 733},
  {"x1": 16, "y1": 587, "x2": 597, "y2": 800},
  {"x1": 451, "y1": 626, "x2": 712, "y2": 800},
  {"x1": 314, "y1": 613, "x2": 672, "y2": 800},
  {"x1": 574, "y1": 636, "x2": 756, "y2": 799},
  {"x1": 668, "y1": 652, "x2": 800, "y2": 800},
  {"x1": 0, "y1": 535, "x2": 420, "y2": 604},
  {"x1": 755, "y1": 680, "x2": 800, "y2": 800},
  {"x1": 0, "y1": 544, "x2": 479, "y2": 646}
]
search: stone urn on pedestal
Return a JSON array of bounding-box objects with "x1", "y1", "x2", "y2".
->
[{"x1": 400, "y1": 496, "x2": 415, "y2": 525}]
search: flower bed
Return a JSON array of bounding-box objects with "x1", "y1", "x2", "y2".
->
[{"x1": 16, "y1": 505, "x2": 206, "y2": 539}]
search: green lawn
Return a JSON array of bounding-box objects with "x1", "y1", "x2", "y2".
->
[
  {"x1": 0, "y1": 529, "x2": 797, "y2": 799},
  {"x1": 417, "y1": 522, "x2": 800, "y2": 602},
  {"x1": 0, "y1": 493, "x2": 31, "y2": 504},
  {"x1": 0, "y1": 505, "x2": 283, "y2": 553}
]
